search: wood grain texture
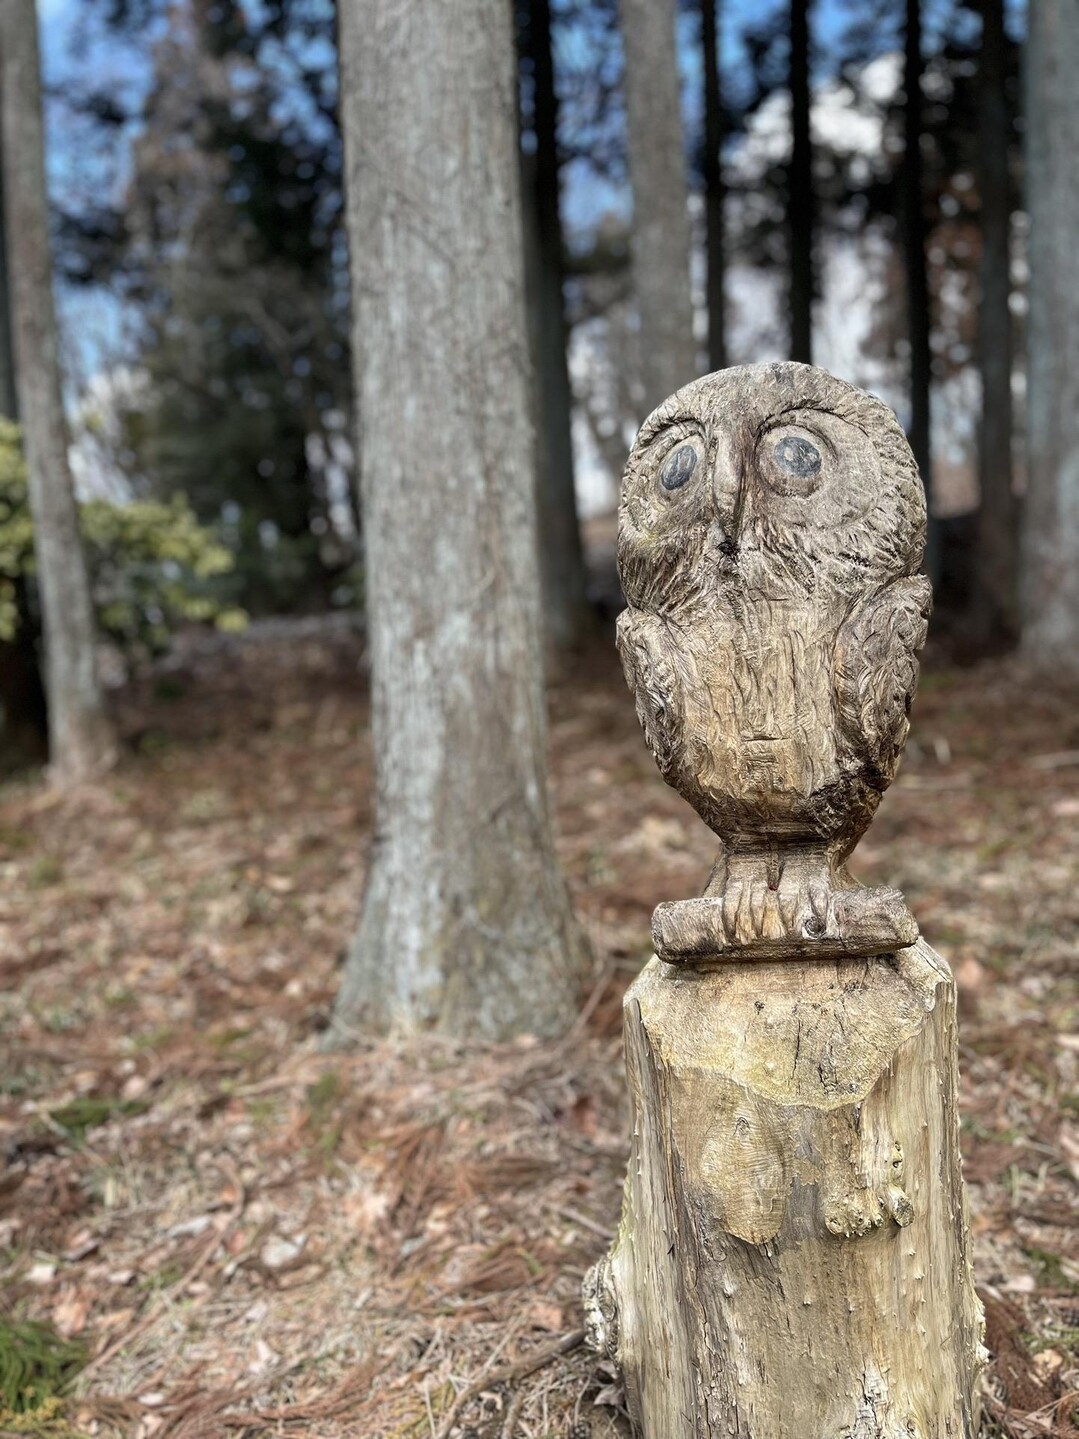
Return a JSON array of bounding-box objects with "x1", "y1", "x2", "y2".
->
[
  {"x1": 588, "y1": 948, "x2": 984, "y2": 1438},
  {"x1": 585, "y1": 364, "x2": 983, "y2": 1435},
  {"x1": 616, "y1": 363, "x2": 931, "y2": 965}
]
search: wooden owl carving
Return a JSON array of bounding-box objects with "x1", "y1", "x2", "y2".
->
[{"x1": 616, "y1": 362, "x2": 931, "y2": 964}]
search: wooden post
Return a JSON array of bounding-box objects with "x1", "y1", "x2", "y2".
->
[{"x1": 585, "y1": 363, "x2": 984, "y2": 1438}]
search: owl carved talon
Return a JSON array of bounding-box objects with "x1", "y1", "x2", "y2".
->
[{"x1": 652, "y1": 881, "x2": 918, "y2": 966}]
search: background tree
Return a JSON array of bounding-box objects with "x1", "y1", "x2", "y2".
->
[
  {"x1": 700, "y1": 0, "x2": 727, "y2": 372},
  {"x1": 788, "y1": 0, "x2": 813, "y2": 362},
  {"x1": 517, "y1": 0, "x2": 592, "y2": 648},
  {"x1": 331, "y1": 0, "x2": 589, "y2": 1039},
  {"x1": 61, "y1": 0, "x2": 355, "y2": 616},
  {"x1": 1021, "y1": 0, "x2": 1079, "y2": 663},
  {"x1": 902, "y1": 0, "x2": 935, "y2": 570},
  {"x1": 619, "y1": 0, "x2": 697, "y2": 410},
  {"x1": 0, "y1": 88, "x2": 47, "y2": 764},
  {"x1": 0, "y1": 0, "x2": 114, "y2": 780},
  {"x1": 970, "y1": 0, "x2": 1016, "y2": 645}
]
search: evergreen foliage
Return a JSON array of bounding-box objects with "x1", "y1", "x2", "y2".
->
[
  {"x1": 0, "y1": 1320, "x2": 85, "y2": 1415},
  {"x1": 0, "y1": 421, "x2": 244, "y2": 657}
]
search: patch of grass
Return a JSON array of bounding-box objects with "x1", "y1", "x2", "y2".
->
[
  {"x1": 305, "y1": 1069, "x2": 344, "y2": 1163},
  {"x1": 139, "y1": 1262, "x2": 186, "y2": 1292},
  {"x1": 153, "y1": 675, "x2": 186, "y2": 702},
  {"x1": 0, "y1": 824, "x2": 31, "y2": 855},
  {"x1": 1023, "y1": 1245, "x2": 1079, "y2": 1296},
  {"x1": 27, "y1": 857, "x2": 63, "y2": 889},
  {"x1": 0, "y1": 1320, "x2": 86, "y2": 1415},
  {"x1": 137, "y1": 729, "x2": 172, "y2": 756},
  {"x1": 0, "y1": 1068, "x2": 45, "y2": 1098},
  {"x1": 245, "y1": 1097, "x2": 278, "y2": 1128},
  {"x1": 126, "y1": 1024, "x2": 174, "y2": 1055},
  {"x1": 48, "y1": 1096, "x2": 150, "y2": 1143},
  {"x1": 207, "y1": 1025, "x2": 253, "y2": 1052},
  {"x1": 102, "y1": 986, "x2": 136, "y2": 1011}
]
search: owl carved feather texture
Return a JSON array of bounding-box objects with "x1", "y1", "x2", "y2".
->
[
  {"x1": 616, "y1": 362, "x2": 930, "y2": 965},
  {"x1": 835, "y1": 574, "x2": 933, "y2": 791}
]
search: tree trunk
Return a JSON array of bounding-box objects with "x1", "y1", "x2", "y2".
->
[
  {"x1": 970, "y1": 0, "x2": 1016, "y2": 648},
  {"x1": 902, "y1": 0, "x2": 937, "y2": 578},
  {"x1": 332, "y1": 0, "x2": 589, "y2": 1040},
  {"x1": 701, "y1": 0, "x2": 727, "y2": 373},
  {"x1": 1020, "y1": 0, "x2": 1079, "y2": 664},
  {"x1": 620, "y1": 0, "x2": 698, "y2": 411},
  {"x1": 0, "y1": 0, "x2": 114, "y2": 781},
  {"x1": 519, "y1": 0, "x2": 592, "y2": 649},
  {"x1": 0, "y1": 90, "x2": 45, "y2": 767},
  {"x1": 0, "y1": 103, "x2": 16, "y2": 425},
  {"x1": 788, "y1": 0, "x2": 813, "y2": 364},
  {"x1": 587, "y1": 947, "x2": 984, "y2": 1438}
]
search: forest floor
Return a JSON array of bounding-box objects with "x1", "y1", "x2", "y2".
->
[{"x1": 0, "y1": 619, "x2": 1077, "y2": 1439}]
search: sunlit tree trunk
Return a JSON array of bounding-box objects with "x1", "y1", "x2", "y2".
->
[
  {"x1": 1021, "y1": 0, "x2": 1079, "y2": 663},
  {"x1": 620, "y1": 0, "x2": 697, "y2": 411},
  {"x1": 788, "y1": 0, "x2": 813, "y2": 363},
  {"x1": 332, "y1": 0, "x2": 589, "y2": 1040},
  {"x1": 0, "y1": 0, "x2": 114, "y2": 780},
  {"x1": 971, "y1": 0, "x2": 1016, "y2": 647},
  {"x1": 700, "y1": 0, "x2": 727, "y2": 373},
  {"x1": 519, "y1": 0, "x2": 592, "y2": 648}
]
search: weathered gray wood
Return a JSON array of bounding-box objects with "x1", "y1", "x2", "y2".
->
[
  {"x1": 619, "y1": 0, "x2": 698, "y2": 411},
  {"x1": 0, "y1": 0, "x2": 114, "y2": 781},
  {"x1": 585, "y1": 363, "x2": 983, "y2": 1437},
  {"x1": 331, "y1": 0, "x2": 588, "y2": 1040}
]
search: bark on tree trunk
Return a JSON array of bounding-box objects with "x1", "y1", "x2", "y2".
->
[
  {"x1": 620, "y1": 0, "x2": 698, "y2": 411},
  {"x1": 0, "y1": 103, "x2": 16, "y2": 425},
  {"x1": 700, "y1": 0, "x2": 727, "y2": 373},
  {"x1": 0, "y1": 0, "x2": 113, "y2": 781},
  {"x1": 0, "y1": 578, "x2": 47, "y2": 772},
  {"x1": 332, "y1": 0, "x2": 589, "y2": 1040},
  {"x1": 788, "y1": 0, "x2": 813, "y2": 364},
  {"x1": 902, "y1": 0, "x2": 938, "y2": 579},
  {"x1": 0, "y1": 93, "x2": 45, "y2": 765},
  {"x1": 519, "y1": 0, "x2": 592, "y2": 649},
  {"x1": 587, "y1": 947, "x2": 984, "y2": 1439},
  {"x1": 1020, "y1": 0, "x2": 1079, "y2": 664},
  {"x1": 971, "y1": 0, "x2": 1016, "y2": 648}
]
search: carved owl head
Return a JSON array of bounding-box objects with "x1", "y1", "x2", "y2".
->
[
  {"x1": 616, "y1": 363, "x2": 930, "y2": 851},
  {"x1": 618, "y1": 363, "x2": 926, "y2": 620}
]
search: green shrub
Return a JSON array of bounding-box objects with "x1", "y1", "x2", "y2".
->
[
  {"x1": 0, "y1": 1320, "x2": 85, "y2": 1414},
  {"x1": 0, "y1": 419, "x2": 246, "y2": 657}
]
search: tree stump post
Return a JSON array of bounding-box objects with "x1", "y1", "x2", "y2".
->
[{"x1": 585, "y1": 364, "x2": 984, "y2": 1438}]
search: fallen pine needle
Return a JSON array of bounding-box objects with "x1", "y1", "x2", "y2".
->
[{"x1": 436, "y1": 1329, "x2": 586, "y2": 1439}]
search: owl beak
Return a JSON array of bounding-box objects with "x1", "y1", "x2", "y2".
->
[{"x1": 709, "y1": 464, "x2": 743, "y2": 558}]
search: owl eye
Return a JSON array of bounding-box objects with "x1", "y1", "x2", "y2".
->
[
  {"x1": 774, "y1": 435, "x2": 820, "y2": 479},
  {"x1": 758, "y1": 424, "x2": 827, "y2": 497},
  {"x1": 661, "y1": 444, "x2": 698, "y2": 491}
]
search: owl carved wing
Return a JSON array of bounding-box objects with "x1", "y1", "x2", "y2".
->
[
  {"x1": 615, "y1": 608, "x2": 687, "y2": 783},
  {"x1": 834, "y1": 574, "x2": 932, "y2": 791}
]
